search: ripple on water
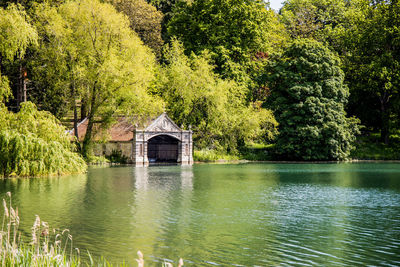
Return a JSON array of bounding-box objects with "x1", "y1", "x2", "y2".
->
[{"x1": 1, "y1": 163, "x2": 400, "y2": 266}]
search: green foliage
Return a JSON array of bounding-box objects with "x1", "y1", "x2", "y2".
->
[
  {"x1": 30, "y1": 0, "x2": 163, "y2": 157},
  {"x1": 167, "y1": 0, "x2": 288, "y2": 99},
  {"x1": 239, "y1": 143, "x2": 274, "y2": 161},
  {"x1": 0, "y1": 4, "x2": 37, "y2": 62},
  {"x1": 86, "y1": 155, "x2": 110, "y2": 165},
  {"x1": 280, "y1": 0, "x2": 364, "y2": 52},
  {"x1": 0, "y1": 102, "x2": 86, "y2": 177},
  {"x1": 0, "y1": 74, "x2": 11, "y2": 103},
  {"x1": 0, "y1": 3, "x2": 37, "y2": 103},
  {"x1": 168, "y1": 0, "x2": 286, "y2": 60},
  {"x1": 106, "y1": 149, "x2": 128, "y2": 164},
  {"x1": 351, "y1": 133, "x2": 400, "y2": 160},
  {"x1": 108, "y1": 0, "x2": 164, "y2": 57},
  {"x1": 269, "y1": 39, "x2": 359, "y2": 160},
  {"x1": 157, "y1": 40, "x2": 278, "y2": 154},
  {"x1": 344, "y1": 0, "x2": 400, "y2": 144},
  {"x1": 193, "y1": 149, "x2": 239, "y2": 162}
]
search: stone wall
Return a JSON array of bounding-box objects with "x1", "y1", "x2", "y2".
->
[{"x1": 92, "y1": 141, "x2": 133, "y2": 163}]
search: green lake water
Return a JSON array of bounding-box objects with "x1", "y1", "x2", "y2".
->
[{"x1": 1, "y1": 163, "x2": 400, "y2": 266}]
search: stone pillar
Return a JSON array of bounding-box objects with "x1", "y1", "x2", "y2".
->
[
  {"x1": 143, "y1": 140, "x2": 149, "y2": 166},
  {"x1": 188, "y1": 129, "x2": 194, "y2": 164},
  {"x1": 179, "y1": 129, "x2": 193, "y2": 165},
  {"x1": 133, "y1": 130, "x2": 147, "y2": 166},
  {"x1": 177, "y1": 141, "x2": 182, "y2": 163}
]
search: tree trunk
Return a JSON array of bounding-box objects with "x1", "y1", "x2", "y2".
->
[
  {"x1": 379, "y1": 93, "x2": 390, "y2": 145},
  {"x1": 72, "y1": 81, "x2": 78, "y2": 139},
  {"x1": 81, "y1": 101, "x2": 87, "y2": 121},
  {"x1": 18, "y1": 63, "x2": 23, "y2": 109},
  {"x1": 82, "y1": 114, "x2": 94, "y2": 159},
  {"x1": 72, "y1": 81, "x2": 81, "y2": 153},
  {"x1": 82, "y1": 83, "x2": 97, "y2": 158}
]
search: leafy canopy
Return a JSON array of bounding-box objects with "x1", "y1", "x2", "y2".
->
[
  {"x1": 269, "y1": 39, "x2": 359, "y2": 160},
  {"x1": 0, "y1": 4, "x2": 37, "y2": 102},
  {"x1": 107, "y1": 0, "x2": 164, "y2": 57},
  {"x1": 30, "y1": 0, "x2": 163, "y2": 156},
  {"x1": 167, "y1": 0, "x2": 288, "y2": 94},
  {"x1": 157, "y1": 40, "x2": 278, "y2": 153},
  {"x1": 280, "y1": 0, "x2": 365, "y2": 53},
  {"x1": 343, "y1": 0, "x2": 400, "y2": 143}
]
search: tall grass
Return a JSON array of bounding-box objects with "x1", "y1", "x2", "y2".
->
[
  {"x1": 0, "y1": 193, "x2": 184, "y2": 266},
  {"x1": 193, "y1": 149, "x2": 239, "y2": 162},
  {"x1": 0, "y1": 192, "x2": 80, "y2": 266}
]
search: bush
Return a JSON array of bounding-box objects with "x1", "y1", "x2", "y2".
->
[
  {"x1": 106, "y1": 149, "x2": 128, "y2": 164},
  {"x1": 0, "y1": 102, "x2": 86, "y2": 177},
  {"x1": 194, "y1": 149, "x2": 239, "y2": 162},
  {"x1": 269, "y1": 39, "x2": 359, "y2": 160}
]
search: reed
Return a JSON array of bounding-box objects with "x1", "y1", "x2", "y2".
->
[
  {"x1": 0, "y1": 193, "x2": 184, "y2": 266},
  {"x1": 0, "y1": 192, "x2": 81, "y2": 266}
]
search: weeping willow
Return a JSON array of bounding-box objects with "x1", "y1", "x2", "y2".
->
[{"x1": 0, "y1": 102, "x2": 86, "y2": 178}]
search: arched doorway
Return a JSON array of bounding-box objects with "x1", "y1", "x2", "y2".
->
[{"x1": 147, "y1": 135, "x2": 179, "y2": 163}]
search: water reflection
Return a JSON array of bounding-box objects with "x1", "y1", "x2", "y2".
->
[
  {"x1": 0, "y1": 163, "x2": 399, "y2": 266},
  {"x1": 134, "y1": 165, "x2": 193, "y2": 191}
]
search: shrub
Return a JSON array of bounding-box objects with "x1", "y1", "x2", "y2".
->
[
  {"x1": 0, "y1": 102, "x2": 86, "y2": 177},
  {"x1": 269, "y1": 39, "x2": 359, "y2": 160}
]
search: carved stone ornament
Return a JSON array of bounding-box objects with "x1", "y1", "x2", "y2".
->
[{"x1": 145, "y1": 113, "x2": 181, "y2": 132}]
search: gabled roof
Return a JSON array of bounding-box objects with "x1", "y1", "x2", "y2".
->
[{"x1": 144, "y1": 112, "x2": 181, "y2": 132}]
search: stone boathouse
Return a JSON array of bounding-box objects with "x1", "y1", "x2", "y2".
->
[{"x1": 74, "y1": 113, "x2": 193, "y2": 165}]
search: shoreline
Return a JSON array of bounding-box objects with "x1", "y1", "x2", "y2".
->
[{"x1": 194, "y1": 159, "x2": 400, "y2": 164}]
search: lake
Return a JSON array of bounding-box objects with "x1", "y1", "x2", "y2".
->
[{"x1": 1, "y1": 163, "x2": 400, "y2": 266}]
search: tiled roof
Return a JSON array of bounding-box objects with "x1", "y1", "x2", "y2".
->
[
  {"x1": 72, "y1": 117, "x2": 135, "y2": 142},
  {"x1": 70, "y1": 113, "x2": 184, "y2": 142}
]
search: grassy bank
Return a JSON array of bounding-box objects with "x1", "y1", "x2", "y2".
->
[
  {"x1": 195, "y1": 134, "x2": 400, "y2": 162},
  {"x1": 1, "y1": 193, "x2": 183, "y2": 267},
  {"x1": 194, "y1": 144, "x2": 274, "y2": 162},
  {"x1": 351, "y1": 133, "x2": 400, "y2": 160}
]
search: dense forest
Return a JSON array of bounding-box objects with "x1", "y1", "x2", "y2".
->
[{"x1": 1, "y1": 0, "x2": 400, "y2": 172}]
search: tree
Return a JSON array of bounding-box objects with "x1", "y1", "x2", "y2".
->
[
  {"x1": 30, "y1": 0, "x2": 163, "y2": 157},
  {"x1": 146, "y1": 0, "x2": 182, "y2": 41},
  {"x1": 167, "y1": 0, "x2": 288, "y2": 99},
  {"x1": 107, "y1": 0, "x2": 164, "y2": 57},
  {"x1": 344, "y1": 0, "x2": 400, "y2": 144},
  {"x1": 0, "y1": 102, "x2": 87, "y2": 177},
  {"x1": 269, "y1": 39, "x2": 359, "y2": 160},
  {"x1": 0, "y1": 3, "x2": 37, "y2": 104},
  {"x1": 157, "y1": 40, "x2": 278, "y2": 153},
  {"x1": 280, "y1": 0, "x2": 364, "y2": 53}
]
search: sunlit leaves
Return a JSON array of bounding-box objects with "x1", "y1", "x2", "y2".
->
[
  {"x1": 167, "y1": 0, "x2": 288, "y2": 97},
  {"x1": 30, "y1": 0, "x2": 163, "y2": 156},
  {"x1": 0, "y1": 4, "x2": 37, "y2": 102},
  {"x1": 0, "y1": 102, "x2": 86, "y2": 177},
  {"x1": 0, "y1": 4, "x2": 37, "y2": 61},
  {"x1": 108, "y1": 0, "x2": 164, "y2": 57},
  {"x1": 158, "y1": 40, "x2": 278, "y2": 153}
]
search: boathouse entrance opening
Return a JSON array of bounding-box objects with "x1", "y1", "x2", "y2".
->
[{"x1": 147, "y1": 135, "x2": 179, "y2": 163}]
